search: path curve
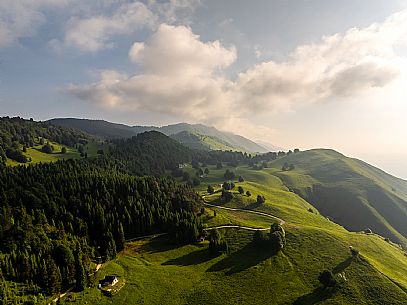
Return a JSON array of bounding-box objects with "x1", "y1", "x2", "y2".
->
[{"x1": 202, "y1": 193, "x2": 285, "y2": 232}]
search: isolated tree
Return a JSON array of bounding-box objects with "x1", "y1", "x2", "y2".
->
[
  {"x1": 216, "y1": 162, "x2": 223, "y2": 169},
  {"x1": 61, "y1": 147, "x2": 67, "y2": 154},
  {"x1": 238, "y1": 176, "x2": 245, "y2": 182},
  {"x1": 246, "y1": 191, "x2": 251, "y2": 197},
  {"x1": 224, "y1": 169, "x2": 236, "y2": 180},
  {"x1": 222, "y1": 181, "x2": 231, "y2": 191},
  {"x1": 256, "y1": 195, "x2": 266, "y2": 205},
  {"x1": 22, "y1": 145, "x2": 27, "y2": 153},
  {"x1": 208, "y1": 229, "x2": 228, "y2": 254},
  {"x1": 204, "y1": 168, "x2": 209, "y2": 174},
  {"x1": 207, "y1": 185, "x2": 215, "y2": 194},
  {"x1": 294, "y1": 148, "x2": 300, "y2": 153},
  {"x1": 39, "y1": 138, "x2": 45, "y2": 145},
  {"x1": 238, "y1": 186, "x2": 244, "y2": 195},
  {"x1": 318, "y1": 270, "x2": 337, "y2": 288},
  {"x1": 42, "y1": 143, "x2": 54, "y2": 154}
]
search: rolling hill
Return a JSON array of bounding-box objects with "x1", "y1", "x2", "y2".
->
[
  {"x1": 268, "y1": 149, "x2": 407, "y2": 248},
  {"x1": 49, "y1": 118, "x2": 275, "y2": 153},
  {"x1": 58, "y1": 160, "x2": 407, "y2": 305}
]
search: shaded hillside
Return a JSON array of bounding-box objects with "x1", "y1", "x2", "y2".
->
[
  {"x1": 48, "y1": 118, "x2": 138, "y2": 139},
  {"x1": 49, "y1": 118, "x2": 272, "y2": 153},
  {"x1": 109, "y1": 131, "x2": 192, "y2": 176},
  {"x1": 269, "y1": 149, "x2": 407, "y2": 248}
]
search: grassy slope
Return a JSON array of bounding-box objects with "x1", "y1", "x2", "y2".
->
[
  {"x1": 63, "y1": 160, "x2": 407, "y2": 305},
  {"x1": 266, "y1": 149, "x2": 407, "y2": 248},
  {"x1": 5, "y1": 139, "x2": 105, "y2": 166}
]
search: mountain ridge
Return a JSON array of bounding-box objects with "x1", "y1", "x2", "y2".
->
[{"x1": 48, "y1": 118, "x2": 274, "y2": 153}]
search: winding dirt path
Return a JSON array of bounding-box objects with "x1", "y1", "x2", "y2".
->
[{"x1": 202, "y1": 194, "x2": 285, "y2": 232}]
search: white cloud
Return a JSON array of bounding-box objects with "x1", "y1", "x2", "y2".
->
[
  {"x1": 67, "y1": 9, "x2": 407, "y2": 130},
  {"x1": 234, "y1": 10, "x2": 407, "y2": 112},
  {"x1": 0, "y1": 0, "x2": 70, "y2": 47},
  {"x1": 67, "y1": 24, "x2": 237, "y2": 121},
  {"x1": 61, "y1": 2, "x2": 156, "y2": 52}
]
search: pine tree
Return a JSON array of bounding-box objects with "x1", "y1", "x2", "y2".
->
[{"x1": 74, "y1": 244, "x2": 87, "y2": 291}]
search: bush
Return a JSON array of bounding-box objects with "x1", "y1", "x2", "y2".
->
[
  {"x1": 256, "y1": 195, "x2": 266, "y2": 204},
  {"x1": 318, "y1": 270, "x2": 337, "y2": 288},
  {"x1": 216, "y1": 162, "x2": 223, "y2": 169},
  {"x1": 269, "y1": 223, "x2": 286, "y2": 251},
  {"x1": 246, "y1": 191, "x2": 251, "y2": 197},
  {"x1": 238, "y1": 176, "x2": 244, "y2": 182},
  {"x1": 41, "y1": 143, "x2": 54, "y2": 154},
  {"x1": 61, "y1": 147, "x2": 67, "y2": 154},
  {"x1": 238, "y1": 186, "x2": 244, "y2": 195},
  {"x1": 207, "y1": 185, "x2": 215, "y2": 194}
]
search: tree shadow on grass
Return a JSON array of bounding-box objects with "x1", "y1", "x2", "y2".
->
[
  {"x1": 162, "y1": 248, "x2": 213, "y2": 266},
  {"x1": 143, "y1": 236, "x2": 180, "y2": 253},
  {"x1": 293, "y1": 287, "x2": 337, "y2": 305},
  {"x1": 206, "y1": 243, "x2": 277, "y2": 275},
  {"x1": 332, "y1": 256, "x2": 353, "y2": 274}
]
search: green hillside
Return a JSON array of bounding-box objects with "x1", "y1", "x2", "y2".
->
[
  {"x1": 49, "y1": 118, "x2": 273, "y2": 153},
  {"x1": 266, "y1": 149, "x2": 407, "y2": 248},
  {"x1": 170, "y1": 130, "x2": 244, "y2": 152},
  {"x1": 60, "y1": 161, "x2": 407, "y2": 305}
]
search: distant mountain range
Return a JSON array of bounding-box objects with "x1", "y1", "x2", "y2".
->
[{"x1": 49, "y1": 118, "x2": 282, "y2": 153}]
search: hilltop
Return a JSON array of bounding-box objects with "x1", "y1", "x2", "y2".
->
[{"x1": 267, "y1": 149, "x2": 407, "y2": 248}]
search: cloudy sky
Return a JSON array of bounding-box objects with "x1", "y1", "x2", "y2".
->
[{"x1": 1, "y1": 0, "x2": 407, "y2": 178}]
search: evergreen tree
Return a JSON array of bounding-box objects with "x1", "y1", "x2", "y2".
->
[{"x1": 74, "y1": 244, "x2": 87, "y2": 291}]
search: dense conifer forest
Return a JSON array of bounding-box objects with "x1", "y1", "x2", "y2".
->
[{"x1": 0, "y1": 159, "x2": 202, "y2": 301}]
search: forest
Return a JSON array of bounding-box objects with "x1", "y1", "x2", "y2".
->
[{"x1": 0, "y1": 159, "x2": 202, "y2": 301}]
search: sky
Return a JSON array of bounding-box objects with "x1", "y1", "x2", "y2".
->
[{"x1": 1, "y1": 0, "x2": 407, "y2": 178}]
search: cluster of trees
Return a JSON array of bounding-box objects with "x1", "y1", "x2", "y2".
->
[
  {"x1": 208, "y1": 229, "x2": 229, "y2": 254},
  {"x1": 0, "y1": 159, "x2": 202, "y2": 297},
  {"x1": 253, "y1": 223, "x2": 286, "y2": 251},
  {"x1": 0, "y1": 117, "x2": 89, "y2": 164}
]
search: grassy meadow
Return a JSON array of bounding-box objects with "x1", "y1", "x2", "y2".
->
[{"x1": 59, "y1": 154, "x2": 407, "y2": 305}]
